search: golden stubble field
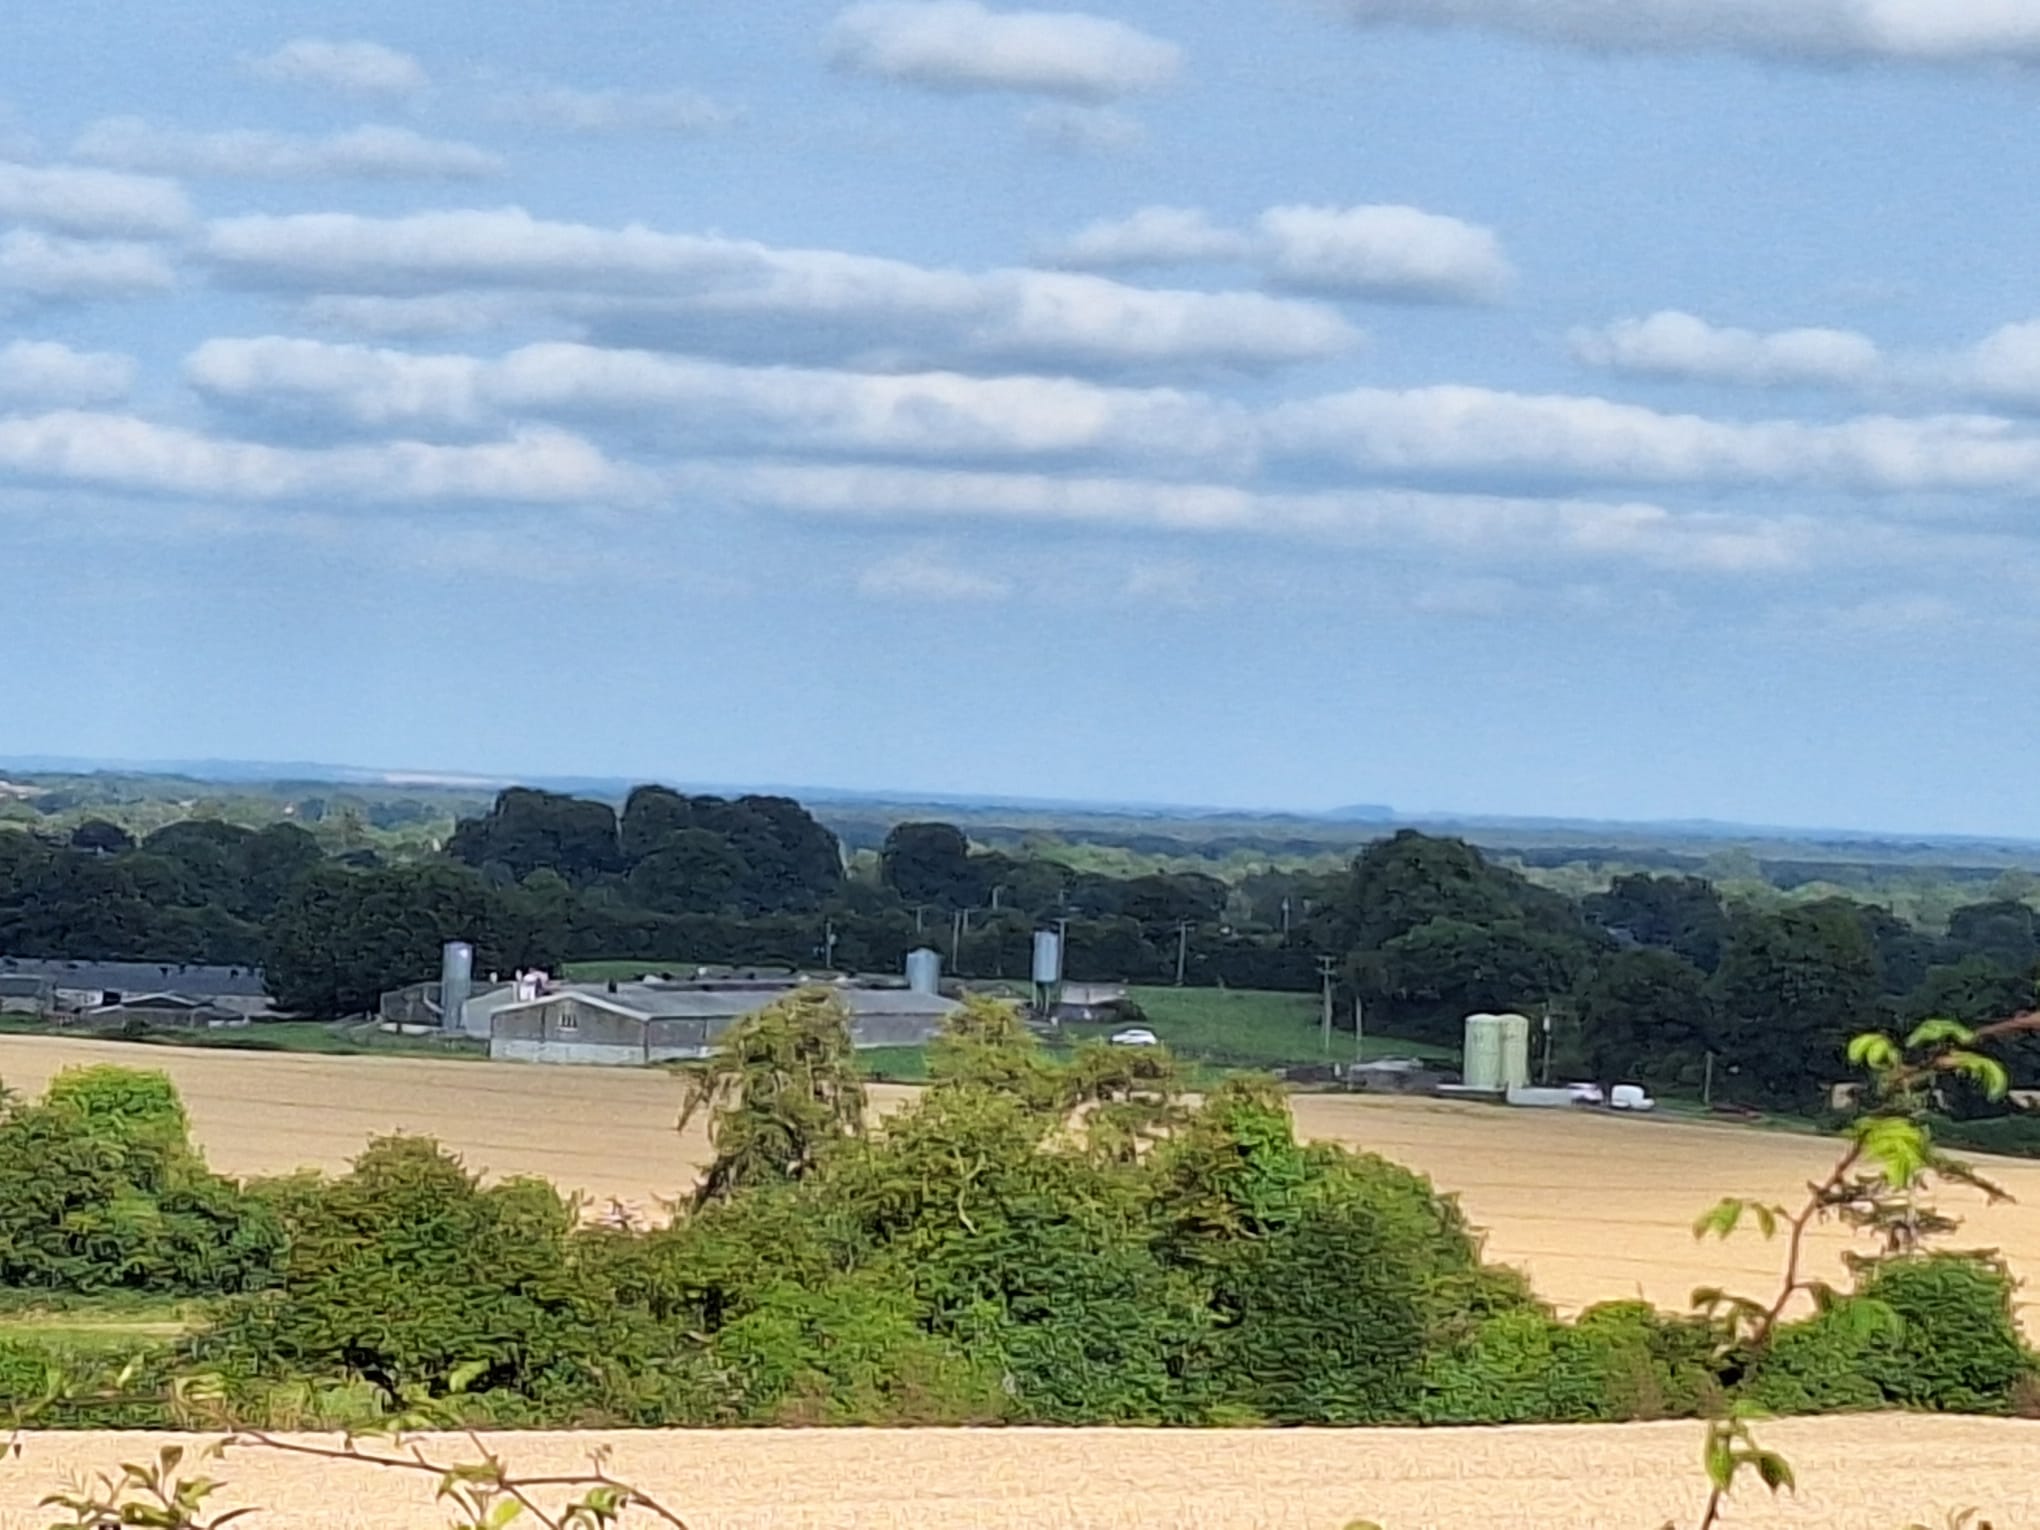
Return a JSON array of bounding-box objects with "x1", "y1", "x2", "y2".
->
[
  {"x1": 5, "y1": 1034, "x2": 2038, "y2": 1328},
  {"x1": 5, "y1": 1419, "x2": 2040, "y2": 1529}
]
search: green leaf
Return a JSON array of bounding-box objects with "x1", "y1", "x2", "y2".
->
[
  {"x1": 1751, "y1": 1451, "x2": 1796, "y2": 1494},
  {"x1": 1704, "y1": 1435, "x2": 1735, "y2": 1491},
  {"x1": 1854, "y1": 1116, "x2": 1929, "y2": 1187},
  {"x1": 1751, "y1": 1203, "x2": 1780, "y2": 1239},
  {"x1": 1847, "y1": 1032, "x2": 1901, "y2": 1071},
  {"x1": 1946, "y1": 1052, "x2": 2011, "y2": 1101},
  {"x1": 1906, "y1": 1018, "x2": 1976, "y2": 1049},
  {"x1": 446, "y1": 1359, "x2": 490, "y2": 1396},
  {"x1": 487, "y1": 1498, "x2": 525, "y2": 1529},
  {"x1": 1693, "y1": 1198, "x2": 1745, "y2": 1241}
]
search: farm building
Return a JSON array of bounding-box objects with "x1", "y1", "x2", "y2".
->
[
  {"x1": 1053, "y1": 981, "x2": 1132, "y2": 1024},
  {"x1": 81, "y1": 993, "x2": 249, "y2": 1029},
  {"x1": 0, "y1": 957, "x2": 279, "y2": 1021},
  {"x1": 488, "y1": 980, "x2": 961, "y2": 1066}
]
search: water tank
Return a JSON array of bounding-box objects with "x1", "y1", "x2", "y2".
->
[
  {"x1": 440, "y1": 941, "x2": 474, "y2": 1034},
  {"x1": 1031, "y1": 930, "x2": 1063, "y2": 987},
  {"x1": 1498, "y1": 1012, "x2": 1533, "y2": 1091},
  {"x1": 1461, "y1": 1013, "x2": 1506, "y2": 1092},
  {"x1": 906, "y1": 947, "x2": 942, "y2": 996}
]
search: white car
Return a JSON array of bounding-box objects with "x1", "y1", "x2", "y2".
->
[
  {"x1": 1108, "y1": 1027, "x2": 1160, "y2": 1047},
  {"x1": 1609, "y1": 1084, "x2": 1657, "y2": 1112},
  {"x1": 1564, "y1": 1081, "x2": 1605, "y2": 1105}
]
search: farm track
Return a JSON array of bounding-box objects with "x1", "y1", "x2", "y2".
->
[
  {"x1": 6, "y1": 1419, "x2": 2039, "y2": 1528},
  {"x1": 5, "y1": 1034, "x2": 2040, "y2": 1329}
]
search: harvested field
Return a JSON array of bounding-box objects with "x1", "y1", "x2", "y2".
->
[
  {"x1": 5, "y1": 1419, "x2": 2039, "y2": 1528},
  {"x1": 4, "y1": 1034, "x2": 2039, "y2": 1330}
]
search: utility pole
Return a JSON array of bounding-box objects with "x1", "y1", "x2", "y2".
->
[
  {"x1": 952, "y1": 908, "x2": 966, "y2": 969},
  {"x1": 1539, "y1": 1008, "x2": 1555, "y2": 1085},
  {"x1": 1317, "y1": 955, "x2": 1338, "y2": 1056},
  {"x1": 1702, "y1": 1051, "x2": 1716, "y2": 1109},
  {"x1": 1280, "y1": 896, "x2": 1291, "y2": 936},
  {"x1": 1175, "y1": 921, "x2": 1192, "y2": 987},
  {"x1": 1354, "y1": 992, "x2": 1365, "y2": 1063}
]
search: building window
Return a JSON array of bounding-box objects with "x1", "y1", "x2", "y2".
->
[{"x1": 558, "y1": 1010, "x2": 580, "y2": 1033}]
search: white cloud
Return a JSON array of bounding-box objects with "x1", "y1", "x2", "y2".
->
[
  {"x1": 0, "y1": 410, "x2": 636, "y2": 504},
  {"x1": 72, "y1": 120, "x2": 501, "y2": 181},
  {"x1": 0, "y1": 341, "x2": 135, "y2": 407},
  {"x1": 1571, "y1": 311, "x2": 1884, "y2": 387},
  {"x1": 492, "y1": 85, "x2": 739, "y2": 134},
  {"x1": 693, "y1": 459, "x2": 1806, "y2": 573},
  {"x1": 858, "y1": 545, "x2": 1012, "y2": 600},
  {"x1": 1021, "y1": 104, "x2": 1145, "y2": 154},
  {"x1": 828, "y1": 1, "x2": 1182, "y2": 100},
  {"x1": 1258, "y1": 204, "x2": 1514, "y2": 303},
  {"x1": 0, "y1": 231, "x2": 176, "y2": 300},
  {"x1": 200, "y1": 208, "x2": 1359, "y2": 373},
  {"x1": 1267, "y1": 383, "x2": 2040, "y2": 496},
  {"x1": 183, "y1": 336, "x2": 1258, "y2": 469},
  {"x1": 1041, "y1": 201, "x2": 1512, "y2": 304},
  {"x1": 1322, "y1": 0, "x2": 2040, "y2": 65},
  {"x1": 246, "y1": 38, "x2": 428, "y2": 97},
  {"x1": 299, "y1": 293, "x2": 530, "y2": 338},
  {"x1": 1041, "y1": 207, "x2": 1251, "y2": 268},
  {"x1": 0, "y1": 161, "x2": 192, "y2": 237},
  {"x1": 1951, "y1": 321, "x2": 2040, "y2": 409}
]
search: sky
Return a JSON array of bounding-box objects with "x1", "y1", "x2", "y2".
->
[{"x1": 6, "y1": 2, "x2": 2040, "y2": 834}]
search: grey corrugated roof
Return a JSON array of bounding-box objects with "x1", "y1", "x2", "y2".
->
[
  {"x1": 0, "y1": 974, "x2": 50, "y2": 998},
  {"x1": 0, "y1": 959, "x2": 268, "y2": 997},
  {"x1": 500, "y1": 982, "x2": 960, "y2": 1023}
]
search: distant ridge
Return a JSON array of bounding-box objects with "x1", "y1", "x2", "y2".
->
[{"x1": 4, "y1": 753, "x2": 2039, "y2": 851}]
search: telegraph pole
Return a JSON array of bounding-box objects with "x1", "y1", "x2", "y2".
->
[
  {"x1": 1317, "y1": 955, "x2": 1338, "y2": 1055},
  {"x1": 1354, "y1": 991, "x2": 1365, "y2": 1063},
  {"x1": 1175, "y1": 921, "x2": 1192, "y2": 987}
]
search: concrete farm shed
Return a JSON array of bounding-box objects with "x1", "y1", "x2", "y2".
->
[{"x1": 488, "y1": 981, "x2": 960, "y2": 1066}]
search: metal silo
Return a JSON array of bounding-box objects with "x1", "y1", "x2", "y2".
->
[
  {"x1": 906, "y1": 947, "x2": 942, "y2": 996},
  {"x1": 1461, "y1": 1013, "x2": 1505, "y2": 1092},
  {"x1": 439, "y1": 941, "x2": 474, "y2": 1034},
  {"x1": 1498, "y1": 1012, "x2": 1533, "y2": 1091},
  {"x1": 1031, "y1": 929, "x2": 1063, "y2": 987}
]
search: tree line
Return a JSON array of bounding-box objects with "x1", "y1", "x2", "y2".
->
[{"x1": 6, "y1": 792, "x2": 2040, "y2": 1116}]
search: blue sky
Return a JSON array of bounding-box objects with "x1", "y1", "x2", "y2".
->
[{"x1": 6, "y1": 2, "x2": 2040, "y2": 834}]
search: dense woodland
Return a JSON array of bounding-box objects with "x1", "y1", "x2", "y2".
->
[
  {"x1": 3, "y1": 1002, "x2": 2033, "y2": 1433},
  {"x1": 5, "y1": 786, "x2": 2040, "y2": 1119}
]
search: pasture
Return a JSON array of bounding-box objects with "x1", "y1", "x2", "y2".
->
[
  {"x1": 3, "y1": 1033, "x2": 2037, "y2": 1329},
  {"x1": 5, "y1": 1419, "x2": 2039, "y2": 1528}
]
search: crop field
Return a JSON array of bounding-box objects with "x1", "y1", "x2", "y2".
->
[
  {"x1": 3, "y1": 1034, "x2": 2039, "y2": 1330},
  {"x1": 5, "y1": 1419, "x2": 2040, "y2": 1528}
]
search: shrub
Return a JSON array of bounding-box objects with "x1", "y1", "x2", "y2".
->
[
  {"x1": 0, "y1": 1335, "x2": 177, "y2": 1428},
  {"x1": 1858, "y1": 1252, "x2": 2031, "y2": 1414},
  {"x1": 705, "y1": 1271, "x2": 1008, "y2": 1425},
  {"x1": 0, "y1": 1071, "x2": 283, "y2": 1297},
  {"x1": 1419, "y1": 1301, "x2": 1717, "y2": 1425},
  {"x1": 193, "y1": 1136, "x2": 623, "y2": 1408}
]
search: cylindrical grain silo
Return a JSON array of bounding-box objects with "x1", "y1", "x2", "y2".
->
[
  {"x1": 906, "y1": 947, "x2": 942, "y2": 996},
  {"x1": 1032, "y1": 929, "x2": 1063, "y2": 987},
  {"x1": 1461, "y1": 1013, "x2": 1505, "y2": 1092},
  {"x1": 1498, "y1": 1012, "x2": 1533, "y2": 1092},
  {"x1": 439, "y1": 941, "x2": 474, "y2": 1034}
]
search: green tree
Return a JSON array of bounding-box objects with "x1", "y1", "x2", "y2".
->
[
  {"x1": 879, "y1": 821, "x2": 979, "y2": 908},
  {"x1": 1574, "y1": 947, "x2": 1716, "y2": 1094},
  {"x1": 678, "y1": 988, "x2": 868, "y2": 1208}
]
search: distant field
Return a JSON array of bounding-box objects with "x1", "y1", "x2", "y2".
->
[
  {"x1": 6, "y1": 1419, "x2": 2038, "y2": 1528},
  {"x1": 4, "y1": 1033, "x2": 2036, "y2": 1334},
  {"x1": 0, "y1": 1017, "x2": 485, "y2": 1061}
]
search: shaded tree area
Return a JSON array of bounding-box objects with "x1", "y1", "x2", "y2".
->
[{"x1": 8, "y1": 795, "x2": 2040, "y2": 1113}]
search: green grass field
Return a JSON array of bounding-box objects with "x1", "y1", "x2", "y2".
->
[{"x1": 1098, "y1": 986, "x2": 1456, "y2": 1070}]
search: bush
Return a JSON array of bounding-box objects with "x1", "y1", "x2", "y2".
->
[
  {"x1": 0, "y1": 1335, "x2": 177, "y2": 1428},
  {"x1": 1419, "y1": 1302, "x2": 1718, "y2": 1424},
  {"x1": 0, "y1": 1070, "x2": 283, "y2": 1297},
  {"x1": 193, "y1": 1136, "x2": 624, "y2": 1409},
  {"x1": 1858, "y1": 1253, "x2": 2031, "y2": 1413},
  {"x1": 705, "y1": 1271, "x2": 1008, "y2": 1425}
]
